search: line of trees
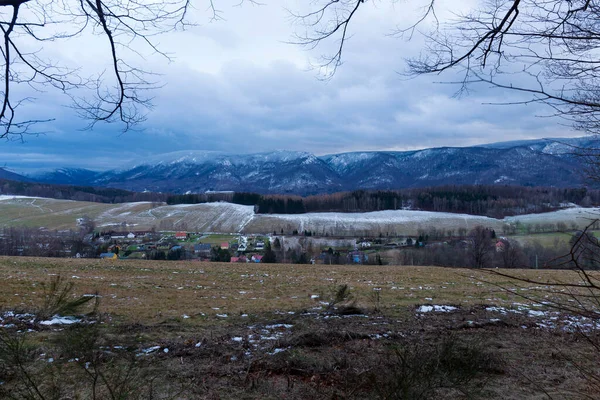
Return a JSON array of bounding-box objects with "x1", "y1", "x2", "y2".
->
[
  {"x1": 394, "y1": 227, "x2": 578, "y2": 270},
  {"x1": 0, "y1": 227, "x2": 93, "y2": 258},
  {"x1": 166, "y1": 186, "x2": 599, "y2": 217},
  {"x1": 3, "y1": 179, "x2": 596, "y2": 216},
  {"x1": 0, "y1": 180, "x2": 169, "y2": 204}
]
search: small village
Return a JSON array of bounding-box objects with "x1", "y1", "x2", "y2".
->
[{"x1": 94, "y1": 229, "x2": 387, "y2": 264}]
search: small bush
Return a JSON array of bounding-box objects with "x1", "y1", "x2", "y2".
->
[
  {"x1": 37, "y1": 275, "x2": 98, "y2": 320},
  {"x1": 326, "y1": 283, "x2": 356, "y2": 311},
  {"x1": 375, "y1": 336, "x2": 503, "y2": 399}
]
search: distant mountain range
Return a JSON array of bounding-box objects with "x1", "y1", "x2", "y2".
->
[
  {"x1": 0, "y1": 167, "x2": 33, "y2": 182},
  {"x1": 12, "y1": 137, "x2": 598, "y2": 195}
]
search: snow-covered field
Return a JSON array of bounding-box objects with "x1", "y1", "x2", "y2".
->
[
  {"x1": 0, "y1": 195, "x2": 45, "y2": 201},
  {"x1": 506, "y1": 206, "x2": 600, "y2": 227},
  {"x1": 0, "y1": 197, "x2": 597, "y2": 235},
  {"x1": 250, "y1": 209, "x2": 504, "y2": 236}
]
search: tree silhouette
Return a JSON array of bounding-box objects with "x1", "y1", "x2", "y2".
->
[
  {"x1": 294, "y1": 0, "x2": 600, "y2": 134},
  {"x1": 0, "y1": 0, "x2": 259, "y2": 138}
]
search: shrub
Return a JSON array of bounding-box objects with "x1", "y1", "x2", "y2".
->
[{"x1": 375, "y1": 336, "x2": 503, "y2": 399}]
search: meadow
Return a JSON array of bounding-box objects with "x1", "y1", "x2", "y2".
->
[
  {"x1": 1, "y1": 257, "x2": 599, "y2": 398},
  {"x1": 0, "y1": 256, "x2": 586, "y2": 323}
]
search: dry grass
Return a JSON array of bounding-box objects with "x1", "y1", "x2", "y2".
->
[
  {"x1": 0, "y1": 256, "x2": 591, "y2": 325},
  {"x1": 2, "y1": 257, "x2": 600, "y2": 399}
]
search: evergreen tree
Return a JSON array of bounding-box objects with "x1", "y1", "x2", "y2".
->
[{"x1": 262, "y1": 242, "x2": 277, "y2": 263}]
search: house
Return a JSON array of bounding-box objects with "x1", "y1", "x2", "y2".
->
[
  {"x1": 127, "y1": 232, "x2": 136, "y2": 239},
  {"x1": 254, "y1": 241, "x2": 265, "y2": 250},
  {"x1": 133, "y1": 231, "x2": 152, "y2": 237},
  {"x1": 251, "y1": 255, "x2": 263, "y2": 263},
  {"x1": 348, "y1": 251, "x2": 367, "y2": 264},
  {"x1": 495, "y1": 240, "x2": 507, "y2": 252},
  {"x1": 111, "y1": 233, "x2": 126, "y2": 240},
  {"x1": 220, "y1": 242, "x2": 229, "y2": 250},
  {"x1": 231, "y1": 256, "x2": 248, "y2": 263},
  {"x1": 175, "y1": 232, "x2": 188, "y2": 240},
  {"x1": 358, "y1": 241, "x2": 372, "y2": 248},
  {"x1": 194, "y1": 243, "x2": 212, "y2": 257},
  {"x1": 100, "y1": 252, "x2": 118, "y2": 259}
]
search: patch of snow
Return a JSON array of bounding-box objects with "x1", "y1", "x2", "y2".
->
[
  {"x1": 39, "y1": 316, "x2": 81, "y2": 325},
  {"x1": 0, "y1": 195, "x2": 44, "y2": 201},
  {"x1": 268, "y1": 347, "x2": 290, "y2": 355},
  {"x1": 417, "y1": 305, "x2": 457, "y2": 313},
  {"x1": 528, "y1": 310, "x2": 546, "y2": 317},
  {"x1": 265, "y1": 324, "x2": 293, "y2": 330},
  {"x1": 141, "y1": 346, "x2": 161, "y2": 354}
]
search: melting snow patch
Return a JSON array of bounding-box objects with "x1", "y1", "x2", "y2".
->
[
  {"x1": 265, "y1": 324, "x2": 293, "y2": 330},
  {"x1": 417, "y1": 305, "x2": 457, "y2": 313},
  {"x1": 268, "y1": 347, "x2": 289, "y2": 356},
  {"x1": 528, "y1": 310, "x2": 546, "y2": 317},
  {"x1": 141, "y1": 346, "x2": 161, "y2": 354},
  {"x1": 39, "y1": 316, "x2": 81, "y2": 325}
]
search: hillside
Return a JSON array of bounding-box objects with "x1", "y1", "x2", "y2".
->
[
  {"x1": 0, "y1": 195, "x2": 597, "y2": 235},
  {"x1": 30, "y1": 137, "x2": 593, "y2": 195}
]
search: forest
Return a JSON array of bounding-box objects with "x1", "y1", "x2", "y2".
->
[
  {"x1": 2, "y1": 178, "x2": 598, "y2": 218},
  {"x1": 0, "y1": 179, "x2": 169, "y2": 203},
  {"x1": 166, "y1": 186, "x2": 597, "y2": 217}
]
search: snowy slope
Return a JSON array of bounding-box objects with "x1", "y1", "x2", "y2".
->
[{"x1": 32, "y1": 137, "x2": 595, "y2": 194}]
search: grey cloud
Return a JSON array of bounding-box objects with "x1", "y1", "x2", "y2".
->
[{"x1": 1, "y1": 1, "x2": 582, "y2": 172}]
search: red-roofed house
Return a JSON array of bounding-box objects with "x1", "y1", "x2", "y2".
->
[
  {"x1": 495, "y1": 240, "x2": 507, "y2": 252},
  {"x1": 220, "y1": 242, "x2": 229, "y2": 249},
  {"x1": 175, "y1": 232, "x2": 188, "y2": 240}
]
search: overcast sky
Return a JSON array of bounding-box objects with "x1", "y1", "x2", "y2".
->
[{"x1": 0, "y1": 0, "x2": 583, "y2": 174}]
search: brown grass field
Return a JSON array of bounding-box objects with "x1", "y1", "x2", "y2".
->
[
  {"x1": 1, "y1": 257, "x2": 600, "y2": 399},
  {"x1": 0, "y1": 256, "x2": 585, "y2": 323}
]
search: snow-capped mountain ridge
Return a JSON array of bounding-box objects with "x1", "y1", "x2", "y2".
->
[{"x1": 30, "y1": 137, "x2": 596, "y2": 195}]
